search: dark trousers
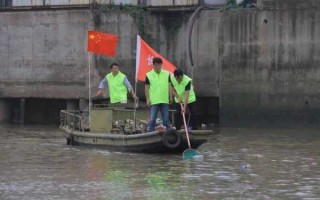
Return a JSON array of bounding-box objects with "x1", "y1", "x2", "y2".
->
[{"x1": 175, "y1": 102, "x2": 197, "y2": 130}]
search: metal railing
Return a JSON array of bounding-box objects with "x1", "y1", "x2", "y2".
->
[
  {"x1": 60, "y1": 110, "x2": 88, "y2": 132},
  {"x1": 0, "y1": 0, "x2": 231, "y2": 10},
  {"x1": 0, "y1": 0, "x2": 204, "y2": 8}
]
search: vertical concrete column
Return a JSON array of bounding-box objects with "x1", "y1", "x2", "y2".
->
[
  {"x1": 0, "y1": 99, "x2": 11, "y2": 124},
  {"x1": 20, "y1": 98, "x2": 25, "y2": 125}
]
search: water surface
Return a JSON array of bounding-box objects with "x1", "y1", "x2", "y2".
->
[{"x1": 0, "y1": 126, "x2": 319, "y2": 199}]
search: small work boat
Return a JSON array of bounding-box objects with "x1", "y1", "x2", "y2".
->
[{"x1": 59, "y1": 103, "x2": 215, "y2": 153}]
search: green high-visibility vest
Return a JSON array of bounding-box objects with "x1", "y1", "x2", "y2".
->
[
  {"x1": 146, "y1": 69, "x2": 170, "y2": 105},
  {"x1": 171, "y1": 75, "x2": 196, "y2": 104},
  {"x1": 106, "y1": 71, "x2": 127, "y2": 103}
]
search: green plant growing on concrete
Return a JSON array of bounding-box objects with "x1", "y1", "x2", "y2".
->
[
  {"x1": 92, "y1": 3, "x2": 152, "y2": 43},
  {"x1": 162, "y1": 12, "x2": 185, "y2": 43},
  {"x1": 220, "y1": 0, "x2": 242, "y2": 11}
]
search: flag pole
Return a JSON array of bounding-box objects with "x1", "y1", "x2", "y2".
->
[
  {"x1": 88, "y1": 52, "x2": 92, "y2": 126},
  {"x1": 133, "y1": 80, "x2": 137, "y2": 132},
  {"x1": 133, "y1": 35, "x2": 141, "y2": 132}
]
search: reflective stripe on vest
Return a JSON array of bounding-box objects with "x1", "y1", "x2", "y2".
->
[
  {"x1": 106, "y1": 71, "x2": 127, "y2": 103},
  {"x1": 146, "y1": 69, "x2": 170, "y2": 105},
  {"x1": 171, "y1": 75, "x2": 196, "y2": 104}
]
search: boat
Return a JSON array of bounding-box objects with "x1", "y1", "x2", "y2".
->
[{"x1": 59, "y1": 102, "x2": 215, "y2": 153}]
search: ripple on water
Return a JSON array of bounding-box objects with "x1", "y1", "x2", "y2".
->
[{"x1": 1, "y1": 126, "x2": 320, "y2": 199}]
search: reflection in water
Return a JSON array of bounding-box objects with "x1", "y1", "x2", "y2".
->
[
  {"x1": 0, "y1": 125, "x2": 319, "y2": 199},
  {"x1": 145, "y1": 172, "x2": 169, "y2": 189}
]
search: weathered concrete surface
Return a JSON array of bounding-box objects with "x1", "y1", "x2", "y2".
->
[
  {"x1": 211, "y1": 5, "x2": 320, "y2": 127},
  {"x1": 1, "y1": 0, "x2": 320, "y2": 127},
  {"x1": 0, "y1": 10, "x2": 92, "y2": 99}
]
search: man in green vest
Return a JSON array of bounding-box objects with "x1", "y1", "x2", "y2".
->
[
  {"x1": 97, "y1": 63, "x2": 138, "y2": 103},
  {"x1": 145, "y1": 57, "x2": 172, "y2": 132},
  {"x1": 171, "y1": 69, "x2": 197, "y2": 130}
]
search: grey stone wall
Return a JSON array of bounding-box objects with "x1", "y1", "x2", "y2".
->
[
  {"x1": 213, "y1": 6, "x2": 320, "y2": 127},
  {"x1": 0, "y1": 9, "x2": 91, "y2": 99}
]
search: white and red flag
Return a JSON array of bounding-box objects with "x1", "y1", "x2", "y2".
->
[{"x1": 135, "y1": 35, "x2": 176, "y2": 81}]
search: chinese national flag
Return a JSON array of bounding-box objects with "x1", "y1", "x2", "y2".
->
[
  {"x1": 87, "y1": 30, "x2": 118, "y2": 57},
  {"x1": 135, "y1": 35, "x2": 176, "y2": 81}
]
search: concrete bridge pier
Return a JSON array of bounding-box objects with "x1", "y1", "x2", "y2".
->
[
  {"x1": 11, "y1": 98, "x2": 25, "y2": 124},
  {"x1": 0, "y1": 99, "x2": 11, "y2": 124},
  {"x1": 20, "y1": 99, "x2": 25, "y2": 125}
]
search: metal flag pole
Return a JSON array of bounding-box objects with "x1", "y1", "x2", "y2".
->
[
  {"x1": 133, "y1": 81, "x2": 137, "y2": 132},
  {"x1": 88, "y1": 53, "x2": 92, "y2": 126},
  {"x1": 133, "y1": 35, "x2": 141, "y2": 132}
]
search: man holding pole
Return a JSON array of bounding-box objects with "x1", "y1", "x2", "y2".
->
[{"x1": 171, "y1": 69, "x2": 197, "y2": 130}]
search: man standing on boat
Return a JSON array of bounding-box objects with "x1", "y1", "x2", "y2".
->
[
  {"x1": 97, "y1": 63, "x2": 138, "y2": 103},
  {"x1": 145, "y1": 57, "x2": 172, "y2": 132},
  {"x1": 171, "y1": 69, "x2": 197, "y2": 130}
]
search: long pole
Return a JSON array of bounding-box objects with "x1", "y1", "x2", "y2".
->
[
  {"x1": 180, "y1": 103, "x2": 191, "y2": 149},
  {"x1": 88, "y1": 53, "x2": 91, "y2": 125},
  {"x1": 133, "y1": 81, "x2": 137, "y2": 132},
  {"x1": 133, "y1": 35, "x2": 141, "y2": 132}
]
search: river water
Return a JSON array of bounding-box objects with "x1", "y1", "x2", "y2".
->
[{"x1": 0, "y1": 125, "x2": 319, "y2": 200}]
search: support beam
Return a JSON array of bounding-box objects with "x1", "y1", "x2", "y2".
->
[
  {"x1": 20, "y1": 98, "x2": 25, "y2": 125},
  {"x1": 0, "y1": 99, "x2": 11, "y2": 124}
]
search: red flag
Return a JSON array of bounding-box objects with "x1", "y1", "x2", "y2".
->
[
  {"x1": 87, "y1": 30, "x2": 118, "y2": 57},
  {"x1": 135, "y1": 35, "x2": 176, "y2": 81}
]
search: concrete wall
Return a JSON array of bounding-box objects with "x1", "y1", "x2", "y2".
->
[
  {"x1": 1, "y1": 0, "x2": 320, "y2": 127},
  {"x1": 0, "y1": 9, "x2": 91, "y2": 99},
  {"x1": 215, "y1": 2, "x2": 320, "y2": 127}
]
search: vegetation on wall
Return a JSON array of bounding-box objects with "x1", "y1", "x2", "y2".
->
[
  {"x1": 90, "y1": 2, "x2": 186, "y2": 47},
  {"x1": 162, "y1": 12, "x2": 185, "y2": 43},
  {"x1": 221, "y1": 0, "x2": 242, "y2": 11},
  {"x1": 90, "y1": 3, "x2": 152, "y2": 43}
]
